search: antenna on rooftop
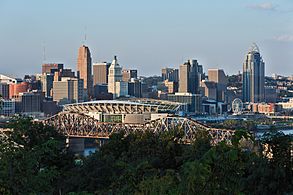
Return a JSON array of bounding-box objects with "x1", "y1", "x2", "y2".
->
[{"x1": 83, "y1": 26, "x2": 87, "y2": 44}]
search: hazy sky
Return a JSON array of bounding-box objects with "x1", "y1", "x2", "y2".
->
[{"x1": 0, "y1": 0, "x2": 292, "y2": 78}]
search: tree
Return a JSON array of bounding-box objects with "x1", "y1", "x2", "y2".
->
[{"x1": 0, "y1": 117, "x2": 74, "y2": 194}]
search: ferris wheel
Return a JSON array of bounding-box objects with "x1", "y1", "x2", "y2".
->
[{"x1": 232, "y1": 98, "x2": 243, "y2": 114}]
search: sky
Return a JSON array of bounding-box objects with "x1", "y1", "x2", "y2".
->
[{"x1": 0, "y1": 0, "x2": 292, "y2": 78}]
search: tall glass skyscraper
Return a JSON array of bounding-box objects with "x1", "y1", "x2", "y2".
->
[{"x1": 242, "y1": 43, "x2": 265, "y2": 103}]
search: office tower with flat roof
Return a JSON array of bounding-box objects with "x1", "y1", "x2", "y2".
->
[
  {"x1": 52, "y1": 77, "x2": 84, "y2": 105},
  {"x1": 208, "y1": 69, "x2": 227, "y2": 85},
  {"x1": 162, "y1": 68, "x2": 179, "y2": 82},
  {"x1": 93, "y1": 62, "x2": 111, "y2": 85},
  {"x1": 42, "y1": 63, "x2": 63, "y2": 74},
  {"x1": 40, "y1": 73, "x2": 54, "y2": 98},
  {"x1": 61, "y1": 69, "x2": 75, "y2": 78},
  {"x1": 0, "y1": 99, "x2": 15, "y2": 116},
  {"x1": 168, "y1": 93, "x2": 202, "y2": 113},
  {"x1": 208, "y1": 69, "x2": 227, "y2": 102},
  {"x1": 0, "y1": 83, "x2": 10, "y2": 99},
  {"x1": 115, "y1": 82, "x2": 128, "y2": 97},
  {"x1": 128, "y1": 79, "x2": 142, "y2": 98},
  {"x1": 77, "y1": 45, "x2": 93, "y2": 99},
  {"x1": 179, "y1": 63, "x2": 189, "y2": 93},
  {"x1": 242, "y1": 43, "x2": 265, "y2": 103},
  {"x1": 9, "y1": 82, "x2": 29, "y2": 99},
  {"x1": 200, "y1": 80, "x2": 217, "y2": 100},
  {"x1": 20, "y1": 91, "x2": 44, "y2": 113},
  {"x1": 122, "y1": 69, "x2": 138, "y2": 82},
  {"x1": 179, "y1": 59, "x2": 199, "y2": 94}
]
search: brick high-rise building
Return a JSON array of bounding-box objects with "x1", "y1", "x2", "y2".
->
[
  {"x1": 42, "y1": 63, "x2": 63, "y2": 74},
  {"x1": 77, "y1": 45, "x2": 93, "y2": 99},
  {"x1": 9, "y1": 82, "x2": 29, "y2": 99}
]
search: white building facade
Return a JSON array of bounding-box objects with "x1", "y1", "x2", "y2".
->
[{"x1": 108, "y1": 56, "x2": 128, "y2": 98}]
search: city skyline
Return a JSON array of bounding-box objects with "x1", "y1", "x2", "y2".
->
[
  {"x1": 0, "y1": 0, "x2": 292, "y2": 78},
  {"x1": 0, "y1": 2, "x2": 292, "y2": 194}
]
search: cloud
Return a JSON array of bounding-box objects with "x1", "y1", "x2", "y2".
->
[
  {"x1": 274, "y1": 35, "x2": 293, "y2": 42},
  {"x1": 247, "y1": 2, "x2": 277, "y2": 11}
]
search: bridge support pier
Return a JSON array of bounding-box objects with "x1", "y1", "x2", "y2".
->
[{"x1": 68, "y1": 138, "x2": 85, "y2": 155}]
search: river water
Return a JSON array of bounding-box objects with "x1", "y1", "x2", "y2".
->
[
  {"x1": 84, "y1": 147, "x2": 97, "y2": 156},
  {"x1": 255, "y1": 129, "x2": 293, "y2": 138}
]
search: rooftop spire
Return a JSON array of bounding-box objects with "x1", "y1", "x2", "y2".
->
[
  {"x1": 111, "y1": 55, "x2": 119, "y2": 67},
  {"x1": 249, "y1": 43, "x2": 260, "y2": 53}
]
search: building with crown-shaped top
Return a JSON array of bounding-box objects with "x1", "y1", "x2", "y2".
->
[
  {"x1": 108, "y1": 56, "x2": 128, "y2": 98},
  {"x1": 242, "y1": 43, "x2": 265, "y2": 103}
]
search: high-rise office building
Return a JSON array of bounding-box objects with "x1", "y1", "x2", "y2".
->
[
  {"x1": 200, "y1": 80, "x2": 217, "y2": 101},
  {"x1": 108, "y1": 56, "x2": 126, "y2": 98},
  {"x1": 20, "y1": 91, "x2": 44, "y2": 113},
  {"x1": 61, "y1": 69, "x2": 75, "y2": 78},
  {"x1": 93, "y1": 62, "x2": 110, "y2": 85},
  {"x1": 115, "y1": 82, "x2": 129, "y2": 98},
  {"x1": 208, "y1": 69, "x2": 227, "y2": 85},
  {"x1": 42, "y1": 63, "x2": 63, "y2": 74},
  {"x1": 40, "y1": 73, "x2": 54, "y2": 98},
  {"x1": 52, "y1": 77, "x2": 84, "y2": 105},
  {"x1": 0, "y1": 99, "x2": 15, "y2": 116},
  {"x1": 9, "y1": 82, "x2": 29, "y2": 99},
  {"x1": 122, "y1": 69, "x2": 138, "y2": 82},
  {"x1": 208, "y1": 69, "x2": 227, "y2": 102},
  {"x1": 179, "y1": 59, "x2": 199, "y2": 94},
  {"x1": 162, "y1": 68, "x2": 179, "y2": 82},
  {"x1": 77, "y1": 45, "x2": 93, "y2": 99},
  {"x1": 128, "y1": 79, "x2": 142, "y2": 98},
  {"x1": 242, "y1": 43, "x2": 265, "y2": 103},
  {"x1": 0, "y1": 83, "x2": 10, "y2": 99},
  {"x1": 0, "y1": 74, "x2": 17, "y2": 99}
]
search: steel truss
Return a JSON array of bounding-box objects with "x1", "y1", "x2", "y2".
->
[{"x1": 43, "y1": 112, "x2": 235, "y2": 144}]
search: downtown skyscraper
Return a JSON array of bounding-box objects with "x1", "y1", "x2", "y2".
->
[
  {"x1": 179, "y1": 59, "x2": 200, "y2": 94},
  {"x1": 77, "y1": 45, "x2": 93, "y2": 99},
  {"x1": 242, "y1": 43, "x2": 265, "y2": 103},
  {"x1": 108, "y1": 56, "x2": 128, "y2": 98}
]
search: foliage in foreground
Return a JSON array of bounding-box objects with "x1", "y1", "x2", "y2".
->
[{"x1": 0, "y1": 118, "x2": 292, "y2": 194}]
